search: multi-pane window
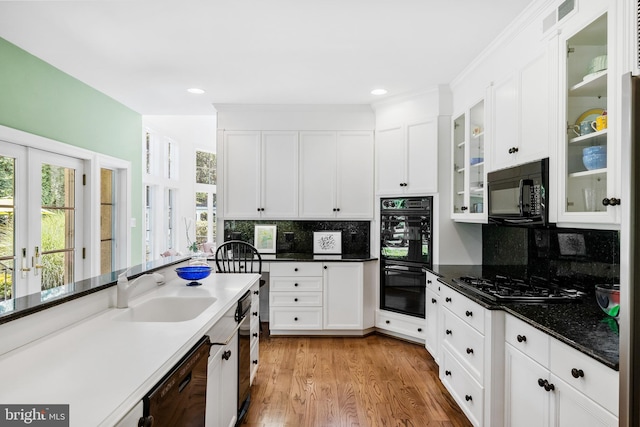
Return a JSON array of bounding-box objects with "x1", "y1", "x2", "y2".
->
[
  {"x1": 167, "y1": 188, "x2": 176, "y2": 250},
  {"x1": 196, "y1": 151, "x2": 216, "y2": 185},
  {"x1": 100, "y1": 168, "x2": 115, "y2": 275},
  {"x1": 0, "y1": 156, "x2": 15, "y2": 302},
  {"x1": 144, "y1": 185, "x2": 153, "y2": 262},
  {"x1": 195, "y1": 150, "x2": 217, "y2": 248}
]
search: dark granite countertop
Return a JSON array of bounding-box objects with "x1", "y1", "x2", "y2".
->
[
  {"x1": 245, "y1": 253, "x2": 377, "y2": 262},
  {"x1": 0, "y1": 256, "x2": 190, "y2": 325},
  {"x1": 427, "y1": 264, "x2": 619, "y2": 371}
]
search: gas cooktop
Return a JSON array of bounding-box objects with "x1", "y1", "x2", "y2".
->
[{"x1": 452, "y1": 275, "x2": 585, "y2": 303}]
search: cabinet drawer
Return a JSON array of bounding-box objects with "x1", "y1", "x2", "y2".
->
[
  {"x1": 505, "y1": 314, "x2": 550, "y2": 368},
  {"x1": 376, "y1": 311, "x2": 426, "y2": 339},
  {"x1": 441, "y1": 347, "x2": 484, "y2": 426},
  {"x1": 270, "y1": 276, "x2": 322, "y2": 292},
  {"x1": 270, "y1": 262, "x2": 322, "y2": 277},
  {"x1": 426, "y1": 271, "x2": 442, "y2": 295},
  {"x1": 442, "y1": 308, "x2": 485, "y2": 383},
  {"x1": 270, "y1": 307, "x2": 322, "y2": 330},
  {"x1": 550, "y1": 338, "x2": 619, "y2": 416},
  {"x1": 441, "y1": 286, "x2": 485, "y2": 334},
  {"x1": 250, "y1": 340, "x2": 259, "y2": 385},
  {"x1": 270, "y1": 291, "x2": 323, "y2": 307}
]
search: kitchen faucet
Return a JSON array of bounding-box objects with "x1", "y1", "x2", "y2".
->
[{"x1": 116, "y1": 270, "x2": 165, "y2": 308}]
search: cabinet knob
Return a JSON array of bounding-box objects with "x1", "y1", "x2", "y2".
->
[
  {"x1": 538, "y1": 378, "x2": 546, "y2": 387},
  {"x1": 571, "y1": 368, "x2": 585, "y2": 378},
  {"x1": 517, "y1": 334, "x2": 527, "y2": 343},
  {"x1": 602, "y1": 197, "x2": 621, "y2": 206},
  {"x1": 417, "y1": 328, "x2": 423, "y2": 332},
  {"x1": 445, "y1": 370, "x2": 451, "y2": 376},
  {"x1": 294, "y1": 283, "x2": 299, "y2": 287},
  {"x1": 294, "y1": 317, "x2": 299, "y2": 321},
  {"x1": 465, "y1": 310, "x2": 473, "y2": 317},
  {"x1": 446, "y1": 329, "x2": 452, "y2": 335},
  {"x1": 324, "y1": 266, "x2": 328, "y2": 269},
  {"x1": 427, "y1": 280, "x2": 432, "y2": 284},
  {"x1": 253, "y1": 333, "x2": 258, "y2": 337},
  {"x1": 508, "y1": 146, "x2": 519, "y2": 154},
  {"x1": 222, "y1": 350, "x2": 232, "y2": 360},
  {"x1": 445, "y1": 297, "x2": 452, "y2": 303},
  {"x1": 466, "y1": 348, "x2": 474, "y2": 354},
  {"x1": 336, "y1": 208, "x2": 340, "y2": 212},
  {"x1": 138, "y1": 416, "x2": 154, "y2": 427},
  {"x1": 253, "y1": 311, "x2": 258, "y2": 316},
  {"x1": 465, "y1": 395, "x2": 473, "y2": 402},
  {"x1": 460, "y1": 206, "x2": 468, "y2": 211},
  {"x1": 333, "y1": 208, "x2": 337, "y2": 212},
  {"x1": 253, "y1": 290, "x2": 259, "y2": 295},
  {"x1": 294, "y1": 298, "x2": 298, "y2": 302},
  {"x1": 386, "y1": 320, "x2": 390, "y2": 324},
  {"x1": 399, "y1": 183, "x2": 408, "y2": 187},
  {"x1": 544, "y1": 382, "x2": 555, "y2": 392},
  {"x1": 253, "y1": 359, "x2": 258, "y2": 364},
  {"x1": 431, "y1": 298, "x2": 437, "y2": 304},
  {"x1": 294, "y1": 268, "x2": 298, "y2": 272}
]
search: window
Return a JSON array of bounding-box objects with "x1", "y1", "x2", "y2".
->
[
  {"x1": 196, "y1": 151, "x2": 216, "y2": 185},
  {"x1": 144, "y1": 185, "x2": 154, "y2": 262},
  {"x1": 195, "y1": 150, "x2": 217, "y2": 248},
  {"x1": 100, "y1": 168, "x2": 115, "y2": 275},
  {"x1": 167, "y1": 188, "x2": 176, "y2": 250}
]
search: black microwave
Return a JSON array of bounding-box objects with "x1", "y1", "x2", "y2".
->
[{"x1": 487, "y1": 158, "x2": 549, "y2": 226}]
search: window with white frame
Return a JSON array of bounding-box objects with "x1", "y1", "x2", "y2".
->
[{"x1": 195, "y1": 150, "x2": 216, "y2": 248}]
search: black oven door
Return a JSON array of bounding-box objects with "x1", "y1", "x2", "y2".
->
[
  {"x1": 380, "y1": 261, "x2": 426, "y2": 318},
  {"x1": 380, "y1": 212, "x2": 431, "y2": 265}
]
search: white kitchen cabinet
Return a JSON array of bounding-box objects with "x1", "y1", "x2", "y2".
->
[
  {"x1": 323, "y1": 262, "x2": 363, "y2": 329},
  {"x1": 376, "y1": 310, "x2": 426, "y2": 342},
  {"x1": 299, "y1": 131, "x2": 374, "y2": 218},
  {"x1": 504, "y1": 314, "x2": 618, "y2": 427},
  {"x1": 206, "y1": 334, "x2": 239, "y2": 427},
  {"x1": 490, "y1": 50, "x2": 551, "y2": 171},
  {"x1": 223, "y1": 130, "x2": 298, "y2": 219},
  {"x1": 452, "y1": 99, "x2": 487, "y2": 222},
  {"x1": 375, "y1": 119, "x2": 438, "y2": 195},
  {"x1": 557, "y1": 6, "x2": 620, "y2": 225},
  {"x1": 440, "y1": 284, "x2": 503, "y2": 427},
  {"x1": 424, "y1": 271, "x2": 442, "y2": 363}
]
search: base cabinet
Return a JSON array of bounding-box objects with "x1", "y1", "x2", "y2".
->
[
  {"x1": 375, "y1": 310, "x2": 426, "y2": 342},
  {"x1": 424, "y1": 271, "x2": 442, "y2": 363},
  {"x1": 206, "y1": 335, "x2": 238, "y2": 427},
  {"x1": 504, "y1": 314, "x2": 618, "y2": 427},
  {"x1": 249, "y1": 281, "x2": 260, "y2": 383}
]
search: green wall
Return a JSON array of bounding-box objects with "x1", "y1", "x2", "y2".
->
[{"x1": 0, "y1": 37, "x2": 143, "y2": 265}]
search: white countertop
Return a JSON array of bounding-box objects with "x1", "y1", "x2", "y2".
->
[{"x1": 0, "y1": 272, "x2": 260, "y2": 427}]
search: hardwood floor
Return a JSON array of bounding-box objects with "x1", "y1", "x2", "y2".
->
[{"x1": 243, "y1": 333, "x2": 472, "y2": 427}]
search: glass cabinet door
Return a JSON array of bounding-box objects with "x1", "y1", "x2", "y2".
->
[
  {"x1": 469, "y1": 100, "x2": 486, "y2": 214},
  {"x1": 564, "y1": 13, "x2": 609, "y2": 216},
  {"x1": 452, "y1": 113, "x2": 466, "y2": 214}
]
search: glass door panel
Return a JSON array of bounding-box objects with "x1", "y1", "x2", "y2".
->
[
  {"x1": 469, "y1": 100, "x2": 486, "y2": 214},
  {"x1": 452, "y1": 113, "x2": 466, "y2": 213},
  {"x1": 0, "y1": 154, "x2": 16, "y2": 305}
]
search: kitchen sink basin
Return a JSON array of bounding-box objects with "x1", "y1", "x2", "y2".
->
[{"x1": 114, "y1": 296, "x2": 217, "y2": 322}]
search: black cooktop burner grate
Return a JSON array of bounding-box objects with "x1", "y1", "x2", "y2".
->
[{"x1": 453, "y1": 275, "x2": 584, "y2": 303}]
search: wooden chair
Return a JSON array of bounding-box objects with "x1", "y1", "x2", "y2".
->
[{"x1": 214, "y1": 240, "x2": 268, "y2": 337}]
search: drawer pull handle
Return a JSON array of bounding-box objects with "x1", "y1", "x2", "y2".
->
[
  {"x1": 445, "y1": 297, "x2": 452, "y2": 303},
  {"x1": 517, "y1": 334, "x2": 527, "y2": 343},
  {"x1": 445, "y1": 370, "x2": 451, "y2": 376},
  {"x1": 417, "y1": 328, "x2": 423, "y2": 332},
  {"x1": 324, "y1": 266, "x2": 328, "y2": 269},
  {"x1": 253, "y1": 333, "x2": 258, "y2": 337},
  {"x1": 431, "y1": 298, "x2": 437, "y2": 304},
  {"x1": 427, "y1": 279, "x2": 432, "y2": 284},
  {"x1": 386, "y1": 320, "x2": 390, "y2": 324},
  {"x1": 253, "y1": 290, "x2": 259, "y2": 295},
  {"x1": 294, "y1": 317, "x2": 299, "y2": 321},
  {"x1": 253, "y1": 311, "x2": 258, "y2": 316},
  {"x1": 253, "y1": 359, "x2": 258, "y2": 364},
  {"x1": 466, "y1": 348, "x2": 474, "y2": 354},
  {"x1": 465, "y1": 395, "x2": 472, "y2": 402},
  {"x1": 538, "y1": 378, "x2": 546, "y2": 387},
  {"x1": 465, "y1": 310, "x2": 472, "y2": 317},
  {"x1": 294, "y1": 298, "x2": 299, "y2": 302},
  {"x1": 294, "y1": 268, "x2": 298, "y2": 272},
  {"x1": 446, "y1": 329, "x2": 452, "y2": 335},
  {"x1": 544, "y1": 382, "x2": 555, "y2": 392},
  {"x1": 222, "y1": 350, "x2": 232, "y2": 361},
  {"x1": 294, "y1": 283, "x2": 299, "y2": 287},
  {"x1": 571, "y1": 368, "x2": 584, "y2": 378}
]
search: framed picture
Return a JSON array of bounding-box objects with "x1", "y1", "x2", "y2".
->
[
  {"x1": 254, "y1": 225, "x2": 277, "y2": 253},
  {"x1": 313, "y1": 231, "x2": 342, "y2": 254}
]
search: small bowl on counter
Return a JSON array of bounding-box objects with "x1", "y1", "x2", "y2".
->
[
  {"x1": 176, "y1": 265, "x2": 212, "y2": 286},
  {"x1": 595, "y1": 284, "x2": 620, "y2": 320}
]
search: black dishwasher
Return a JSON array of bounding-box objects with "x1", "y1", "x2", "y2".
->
[{"x1": 140, "y1": 335, "x2": 210, "y2": 427}]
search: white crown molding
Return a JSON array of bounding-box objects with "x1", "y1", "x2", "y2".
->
[{"x1": 450, "y1": 0, "x2": 557, "y2": 91}]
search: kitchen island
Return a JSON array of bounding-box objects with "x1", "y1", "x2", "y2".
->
[{"x1": 0, "y1": 265, "x2": 260, "y2": 427}]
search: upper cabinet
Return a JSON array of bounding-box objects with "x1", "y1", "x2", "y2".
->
[
  {"x1": 375, "y1": 119, "x2": 438, "y2": 196},
  {"x1": 557, "y1": 9, "x2": 619, "y2": 225},
  {"x1": 223, "y1": 130, "x2": 299, "y2": 219},
  {"x1": 299, "y1": 131, "x2": 374, "y2": 219},
  {"x1": 452, "y1": 99, "x2": 487, "y2": 222},
  {"x1": 490, "y1": 48, "x2": 553, "y2": 171}
]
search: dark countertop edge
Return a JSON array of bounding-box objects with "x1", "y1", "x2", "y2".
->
[
  {"x1": 426, "y1": 264, "x2": 619, "y2": 371},
  {"x1": 0, "y1": 256, "x2": 190, "y2": 325},
  {"x1": 209, "y1": 253, "x2": 378, "y2": 262}
]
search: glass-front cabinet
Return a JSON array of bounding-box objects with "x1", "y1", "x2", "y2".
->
[
  {"x1": 559, "y1": 10, "x2": 619, "y2": 224},
  {"x1": 452, "y1": 99, "x2": 486, "y2": 222}
]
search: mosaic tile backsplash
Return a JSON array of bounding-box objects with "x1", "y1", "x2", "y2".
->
[
  {"x1": 223, "y1": 220, "x2": 370, "y2": 255},
  {"x1": 482, "y1": 224, "x2": 620, "y2": 291}
]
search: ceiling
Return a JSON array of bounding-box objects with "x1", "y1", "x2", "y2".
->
[{"x1": 0, "y1": 0, "x2": 533, "y2": 115}]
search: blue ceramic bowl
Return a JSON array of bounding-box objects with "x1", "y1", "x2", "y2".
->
[
  {"x1": 176, "y1": 266, "x2": 212, "y2": 285},
  {"x1": 583, "y1": 153, "x2": 606, "y2": 170},
  {"x1": 582, "y1": 145, "x2": 606, "y2": 156}
]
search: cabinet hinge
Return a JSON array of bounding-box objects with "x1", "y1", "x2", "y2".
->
[
  {"x1": 82, "y1": 248, "x2": 86, "y2": 259},
  {"x1": 82, "y1": 174, "x2": 86, "y2": 186}
]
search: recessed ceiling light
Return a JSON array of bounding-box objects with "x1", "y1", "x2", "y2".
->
[
  {"x1": 371, "y1": 88, "x2": 388, "y2": 95},
  {"x1": 187, "y1": 88, "x2": 205, "y2": 94}
]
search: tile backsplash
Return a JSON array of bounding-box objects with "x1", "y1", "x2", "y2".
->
[
  {"x1": 482, "y1": 224, "x2": 619, "y2": 290},
  {"x1": 223, "y1": 220, "x2": 370, "y2": 254}
]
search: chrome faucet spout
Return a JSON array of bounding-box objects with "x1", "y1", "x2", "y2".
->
[{"x1": 116, "y1": 271, "x2": 165, "y2": 308}]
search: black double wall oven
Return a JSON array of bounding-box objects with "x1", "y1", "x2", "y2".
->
[{"x1": 380, "y1": 197, "x2": 433, "y2": 318}]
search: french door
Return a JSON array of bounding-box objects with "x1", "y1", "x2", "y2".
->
[{"x1": 0, "y1": 141, "x2": 84, "y2": 303}]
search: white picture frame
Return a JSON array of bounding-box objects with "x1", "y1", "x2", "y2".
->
[
  {"x1": 254, "y1": 225, "x2": 277, "y2": 253},
  {"x1": 313, "y1": 231, "x2": 342, "y2": 254}
]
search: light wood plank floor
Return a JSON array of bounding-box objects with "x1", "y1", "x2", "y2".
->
[{"x1": 243, "y1": 333, "x2": 472, "y2": 427}]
